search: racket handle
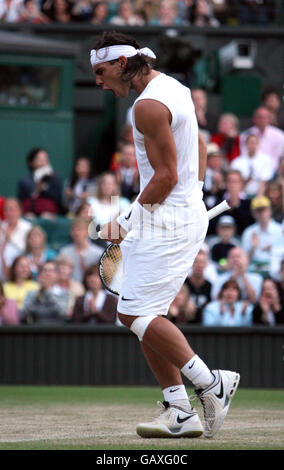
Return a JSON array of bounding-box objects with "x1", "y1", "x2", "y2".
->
[{"x1": 207, "y1": 200, "x2": 231, "y2": 220}]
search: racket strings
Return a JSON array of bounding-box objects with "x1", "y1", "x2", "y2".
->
[{"x1": 100, "y1": 245, "x2": 123, "y2": 294}]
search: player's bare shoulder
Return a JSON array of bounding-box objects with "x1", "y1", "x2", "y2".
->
[{"x1": 134, "y1": 99, "x2": 172, "y2": 136}]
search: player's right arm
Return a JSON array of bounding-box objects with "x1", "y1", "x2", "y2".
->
[{"x1": 198, "y1": 131, "x2": 207, "y2": 183}]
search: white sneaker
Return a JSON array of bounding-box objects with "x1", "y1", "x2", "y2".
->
[
  {"x1": 196, "y1": 369, "x2": 240, "y2": 438},
  {"x1": 136, "y1": 401, "x2": 203, "y2": 438}
]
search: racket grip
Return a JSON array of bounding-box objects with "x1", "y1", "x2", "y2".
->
[{"x1": 207, "y1": 200, "x2": 231, "y2": 220}]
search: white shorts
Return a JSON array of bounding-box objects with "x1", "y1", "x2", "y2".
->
[{"x1": 117, "y1": 200, "x2": 208, "y2": 317}]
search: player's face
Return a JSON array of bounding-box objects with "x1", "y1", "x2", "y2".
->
[{"x1": 93, "y1": 61, "x2": 130, "y2": 98}]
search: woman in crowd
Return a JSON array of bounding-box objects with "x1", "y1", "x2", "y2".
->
[
  {"x1": 188, "y1": 0, "x2": 219, "y2": 26},
  {"x1": 71, "y1": 264, "x2": 117, "y2": 324},
  {"x1": 202, "y1": 279, "x2": 253, "y2": 326},
  {"x1": 43, "y1": 0, "x2": 72, "y2": 22},
  {"x1": 252, "y1": 277, "x2": 284, "y2": 325},
  {"x1": 25, "y1": 225, "x2": 57, "y2": 280},
  {"x1": 211, "y1": 113, "x2": 240, "y2": 163},
  {"x1": 63, "y1": 157, "x2": 97, "y2": 214},
  {"x1": 3, "y1": 255, "x2": 39, "y2": 310},
  {"x1": 109, "y1": 0, "x2": 145, "y2": 25},
  {"x1": 90, "y1": 0, "x2": 108, "y2": 23},
  {"x1": 0, "y1": 198, "x2": 32, "y2": 253},
  {"x1": 265, "y1": 180, "x2": 284, "y2": 223},
  {"x1": 167, "y1": 284, "x2": 198, "y2": 324},
  {"x1": 149, "y1": 0, "x2": 189, "y2": 25},
  {"x1": 55, "y1": 255, "x2": 85, "y2": 318},
  {"x1": 21, "y1": 261, "x2": 69, "y2": 324},
  {"x1": 17, "y1": 147, "x2": 63, "y2": 218},
  {"x1": 0, "y1": 281, "x2": 19, "y2": 325},
  {"x1": 87, "y1": 172, "x2": 130, "y2": 227}
]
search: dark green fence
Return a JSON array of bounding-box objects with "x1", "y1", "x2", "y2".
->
[{"x1": 0, "y1": 326, "x2": 283, "y2": 388}]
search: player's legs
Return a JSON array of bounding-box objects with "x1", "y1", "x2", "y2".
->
[
  {"x1": 141, "y1": 341, "x2": 183, "y2": 389},
  {"x1": 120, "y1": 314, "x2": 195, "y2": 367}
]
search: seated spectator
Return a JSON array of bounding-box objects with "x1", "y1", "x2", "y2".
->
[
  {"x1": 252, "y1": 277, "x2": 284, "y2": 325},
  {"x1": 59, "y1": 217, "x2": 103, "y2": 282},
  {"x1": 134, "y1": 0, "x2": 160, "y2": 22},
  {"x1": 90, "y1": 0, "x2": 108, "y2": 23},
  {"x1": 223, "y1": 170, "x2": 255, "y2": 236},
  {"x1": 0, "y1": 236, "x2": 20, "y2": 283},
  {"x1": 0, "y1": 281, "x2": 19, "y2": 325},
  {"x1": 55, "y1": 255, "x2": 85, "y2": 318},
  {"x1": 240, "y1": 107, "x2": 284, "y2": 174},
  {"x1": 109, "y1": 124, "x2": 134, "y2": 172},
  {"x1": 265, "y1": 180, "x2": 284, "y2": 223},
  {"x1": 262, "y1": 87, "x2": 284, "y2": 131},
  {"x1": 191, "y1": 88, "x2": 217, "y2": 140},
  {"x1": 167, "y1": 284, "x2": 197, "y2": 324},
  {"x1": 74, "y1": 201, "x2": 93, "y2": 220},
  {"x1": 44, "y1": 0, "x2": 72, "y2": 22},
  {"x1": 25, "y1": 225, "x2": 57, "y2": 280},
  {"x1": 21, "y1": 261, "x2": 69, "y2": 324},
  {"x1": 269, "y1": 221, "x2": 284, "y2": 281},
  {"x1": 202, "y1": 279, "x2": 253, "y2": 327},
  {"x1": 3, "y1": 255, "x2": 39, "y2": 309},
  {"x1": 17, "y1": 0, "x2": 50, "y2": 22},
  {"x1": 211, "y1": 246, "x2": 263, "y2": 304},
  {"x1": 71, "y1": 0, "x2": 92, "y2": 21},
  {"x1": 276, "y1": 259, "x2": 284, "y2": 309},
  {"x1": 203, "y1": 143, "x2": 226, "y2": 194},
  {"x1": 0, "y1": 0, "x2": 22, "y2": 22},
  {"x1": 87, "y1": 172, "x2": 131, "y2": 227},
  {"x1": 210, "y1": 216, "x2": 238, "y2": 271},
  {"x1": 203, "y1": 144, "x2": 226, "y2": 228},
  {"x1": 63, "y1": 157, "x2": 97, "y2": 214},
  {"x1": 187, "y1": 244, "x2": 218, "y2": 284},
  {"x1": 231, "y1": 134, "x2": 274, "y2": 198},
  {"x1": 185, "y1": 250, "x2": 212, "y2": 321},
  {"x1": 238, "y1": 0, "x2": 269, "y2": 25},
  {"x1": 109, "y1": 0, "x2": 145, "y2": 25},
  {"x1": 149, "y1": 0, "x2": 189, "y2": 25},
  {"x1": 0, "y1": 198, "x2": 32, "y2": 253},
  {"x1": 71, "y1": 264, "x2": 117, "y2": 324},
  {"x1": 17, "y1": 147, "x2": 63, "y2": 218},
  {"x1": 188, "y1": 0, "x2": 219, "y2": 26},
  {"x1": 211, "y1": 113, "x2": 240, "y2": 163},
  {"x1": 241, "y1": 196, "x2": 283, "y2": 273},
  {"x1": 0, "y1": 196, "x2": 5, "y2": 220},
  {"x1": 115, "y1": 143, "x2": 139, "y2": 201}
]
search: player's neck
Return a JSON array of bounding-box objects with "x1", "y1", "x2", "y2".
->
[{"x1": 131, "y1": 70, "x2": 161, "y2": 95}]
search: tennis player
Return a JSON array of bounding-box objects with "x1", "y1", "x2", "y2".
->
[{"x1": 90, "y1": 31, "x2": 240, "y2": 439}]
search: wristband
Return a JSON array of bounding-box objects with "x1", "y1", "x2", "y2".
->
[
  {"x1": 116, "y1": 200, "x2": 144, "y2": 233},
  {"x1": 198, "y1": 181, "x2": 204, "y2": 191}
]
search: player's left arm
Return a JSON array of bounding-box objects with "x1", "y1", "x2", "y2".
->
[
  {"x1": 99, "y1": 99, "x2": 177, "y2": 242},
  {"x1": 135, "y1": 98, "x2": 178, "y2": 207}
]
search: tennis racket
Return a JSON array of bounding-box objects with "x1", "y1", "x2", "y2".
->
[{"x1": 98, "y1": 200, "x2": 230, "y2": 295}]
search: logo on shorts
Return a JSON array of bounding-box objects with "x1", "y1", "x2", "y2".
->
[{"x1": 121, "y1": 296, "x2": 135, "y2": 301}]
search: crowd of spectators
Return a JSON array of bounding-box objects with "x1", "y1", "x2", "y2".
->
[
  {"x1": 0, "y1": 0, "x2": 277, "y2": 26},
  {"x1": 0, "y1": 83, "x2": 284, "y2": 328}
]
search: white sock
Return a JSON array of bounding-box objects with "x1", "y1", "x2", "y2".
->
[
  {"x1": 162, "y1": 385, "x2": 191, "y2": 411},
  {"x1": 181, "y1": 355, "x2": 214, "y2": 389}
]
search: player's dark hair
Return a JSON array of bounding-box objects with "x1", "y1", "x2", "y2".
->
[{"x1": 92, "y1": 31, "x2": 155, "y2": 81}]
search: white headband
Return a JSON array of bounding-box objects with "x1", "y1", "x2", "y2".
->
[{"x1": 90, "y1": 45, "x2": 156, "y2": 67}]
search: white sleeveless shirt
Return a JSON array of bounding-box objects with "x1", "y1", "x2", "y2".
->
[{"x1": 131, "y1": 73, "x2": 201, "y2": 207}]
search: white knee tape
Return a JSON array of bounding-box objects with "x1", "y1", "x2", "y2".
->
[{"x1": 130, "y1": 315, "x2": 157, "y2": 342}]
